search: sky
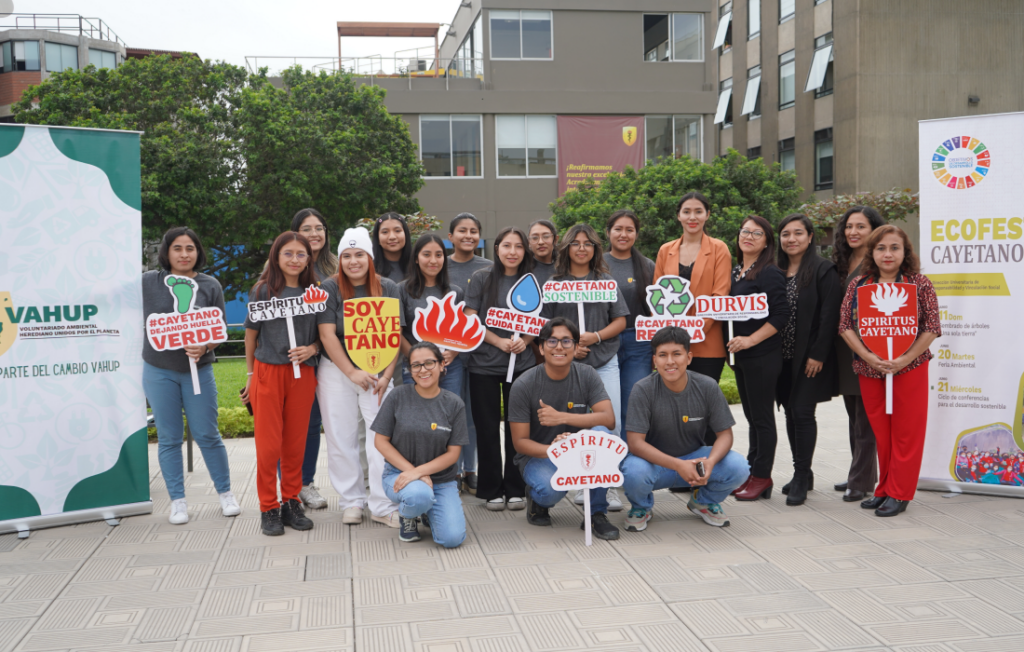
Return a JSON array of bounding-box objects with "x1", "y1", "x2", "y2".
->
[{"x1": 10, "y1": 1, "x2": 464, "y2": 71}]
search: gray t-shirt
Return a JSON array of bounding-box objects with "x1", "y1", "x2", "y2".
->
[
  {"x1": 243, "y1": 285, "x2": 320, "y2": 367},
  {"x1": 397, "y1": 281, "x2": 464, "y2": 368},
  {"x1": 447, "y1": 255, "x2": 492, "y2": 292},
  {"x1": 508, "y1": 362, "x2": 610, "y2": 474},
  {"x1": 625, "y1": 372, "x2": 736, "y2": 458},
  {"x1": 316, "y1": 276, "x2": 405, "y2": 367},
  {"x1": 465, "y1": 270, "x2": 539, "y2": 377},
  {"x1": 370, "y1": 384, "x2": 469, "y2": 483},
  {"x1": 142, "y1": 270, "x2": 226, "y2": 373},
  {"x1": 533, "y1": 261, "x2": 556, "y2": 287},
  {"x1": 541, "y1": 272, "x2": 630, "y2": 369},
  {"x1": 603, "y1": 252, "x2": 655, "y2": 330},
  {"x1": 380, "y1": 262, "x2": 406, "y2": 285}
]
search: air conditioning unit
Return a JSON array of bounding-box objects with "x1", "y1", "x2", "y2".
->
[{"x1": 408, "y1": 59, "x2": 427, "y2": 72}]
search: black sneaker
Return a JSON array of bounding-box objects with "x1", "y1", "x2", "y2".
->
[
  {"x1": 261, "y1": 507, "x2": 284, "y2": 536},
  {"x1": 420, "y1": 512, "x2": 431, "y2": 529},
  {"x1": 281, "y1": 499, "x2": 313, "y2": 531},
  {"x1": 582, "y1": 512, "x2": 620, "y2": 540},
  {"x1": 463, "y1": 473, "x2": 478, "y2": 495},
  {"x1": 669, "y1": 486, "x2": 692, "y2": 493},
  {"x1": 399, "y1": 516, "x2": 421, "y2": 542},
  {"x1": 526, "y1": 495, "x2": 551, "y2": 526}
]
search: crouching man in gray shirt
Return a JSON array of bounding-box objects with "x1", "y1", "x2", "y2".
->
[{"x1": 621, "y1": 327, "x2": 750, "y2": 531}]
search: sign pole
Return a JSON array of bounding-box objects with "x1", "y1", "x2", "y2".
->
[
  {"x1": 886, "y1": 337, "x2": 893, "y2": 414},
  {"x1": 506, "y1": 334, "x2": 519, "y2": 383},
  {"x1": 189, "y1": 358, "x2": 201, "y2": 395},
  {"x1": 582, "y1": 485, "x2": 592, "y2": 546},
  {"x1": 727, "y1": 320, "x2": 735, "y2": 366},
  {"x1": 285, "y1": 315, "x2": 301, "y2": 379},
  {"x1": 577, "y1": 302, "x2": 586, "y2": 334}
]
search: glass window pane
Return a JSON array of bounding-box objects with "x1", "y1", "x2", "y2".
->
[
  {"x1": 45, "y1": 42, "x2": 62, "y2": 72},
  {"x1": 804, "y1": 44, "x2": 832, "y2": 92},
  {"x1": 816, "y1": 140, "x2": 834, "y2": 186},
  {"x1": 645, "y1": 116, "x2": 672, "y2": 163},
  {"x1": 2, "y1": 42, "x2": 10, "y2": 73},
  {"x1": 527, "y1": 115, "x2": 556, "y2": 148},
  {"x1": 712, "y1": 12, "x2": 732, "y2": 49},
  {"x1": 529, "y1": 131, "x2": 556, "y2": 177},
  {"x1": 490, "y1": 11, "x2": 521, "y2": 59},
  {"x1": 748, "y1": 0, "x2": 760, "y2": 37},
  {"x1": 499, "y1": 148, "x2": 527, "y2": 176},
  {"x1": 497, "y1": 115, "x2": 526, "y2": 177},
  {"x1": 714, "y1": 87, "x2": 732, "y2": 125},
  {"x1": 741, "y1": 74, "x2": 761, "y2": 115},
  {"x1": 24, "y1": 41, "x2": 40, "y2": 71},
  {"x1": 672, "y1": 14, "x2": 702, "y2": 61},
  {"x1": 674, "y1": 115, "x2": 701, "y2": 160},
  {"x1": 421, "y1": 117, "x2": 452, "y2": 177},
  {"x1": 779, "y1": 51, "x2": 795, "y2": 108},
  {"x1": 522, "y1": 11, "x2": 552, "y2": 58},
  {"x1": 451, "y1": 116, "x2": 481, "y2": 177},
  {"x1": 644, "y1": 15, "x2": 670, "y2": 61},
  {"x1": 781, "y1": 0, "x2": 795, "y2": 19},
  {"x1": 781, "y1": 150, "x2": 795, "y2": 171}
]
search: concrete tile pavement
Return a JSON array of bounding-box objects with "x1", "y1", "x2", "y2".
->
[{"x1": 1, "y1": 398, "x2": 1023, "y2": 651}]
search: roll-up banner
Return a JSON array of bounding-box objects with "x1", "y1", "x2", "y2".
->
[
  {"x1": 0, "y1": 124, "x2": 150, "y2": 534},
  {"x1": 919, "y1": 113, "x2": 1024, "y2": 497}
]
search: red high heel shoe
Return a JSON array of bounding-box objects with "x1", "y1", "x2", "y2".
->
[
  {"x1": 734, "y1": 476, "x2": 773, "y2": 501},
  {"x1": 731, "y1": 475, "x2": 752, "y2": 496}
]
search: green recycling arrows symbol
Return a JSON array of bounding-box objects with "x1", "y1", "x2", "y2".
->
[{"x1": 647, "y1": 276, "x2": 692, "y2": 316}]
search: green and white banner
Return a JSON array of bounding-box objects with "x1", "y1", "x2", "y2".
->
[{"x1": 0, "y1": 124, "x2": 150, "y2": 532}]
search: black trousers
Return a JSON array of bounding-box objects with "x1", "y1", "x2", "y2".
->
[
  {"x1": 733, "y1": 350, "x2": 783, "y2": 478},
  {"x1": 469, "y1": 372, "x2": 526, "y2": 501},
  {"x1": 778, "y1": 359, "x2": 818, "y2": 476},
  {"x1": 689, "y1": 357, "x2": 727, "y2": 445},
  {"x1": 843, "y1": 394, "x2": 878, "y2": 492}
]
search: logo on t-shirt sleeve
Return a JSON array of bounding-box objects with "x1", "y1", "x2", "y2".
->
[{"x1": 682, "y1": 416, "x2": 704, "y2": 423}]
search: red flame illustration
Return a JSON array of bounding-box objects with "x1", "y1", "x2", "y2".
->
[
  {"x1": 303, "y1": 285, "x2": 329, "y2": 304},
  {"x1": 412, "y1": 293, "x2": 485, "y2": 353}
]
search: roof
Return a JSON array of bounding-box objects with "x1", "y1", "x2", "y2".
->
[{"x1": 336, "y1": 22, "x2": 439, "y2": 38}]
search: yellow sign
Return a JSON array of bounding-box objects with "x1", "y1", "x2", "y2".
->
[
  {"x1": 0, "y1": 292, "x2": 17, "y2": 358},
  {"x1": 342, "y1": 297, "x2": 401, "y2": 374},
  {"x1": 622, "y1": 126, "x2": 637, "y2": 146},
  {"x1": 926, "y1": 273, "x2": 1010, "y2": 296}
]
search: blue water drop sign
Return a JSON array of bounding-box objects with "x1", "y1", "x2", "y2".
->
[{"x1": 508, "y1": 274, "x2": 542, "y2": 314}]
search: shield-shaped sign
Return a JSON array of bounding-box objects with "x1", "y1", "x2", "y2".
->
[
  {"x1": 0, "y1": 292, "x2": 18, "y2": 358},
  {"x1": 856, "y1": 282, "x2": 919, "y2": 362},
  {"x1": 622, "y1": 126, "x2": 637, "y2": 146},
  {"x1": 581, "y1": 449, "x2": 597, "y2": 471},
  {"x1": 343, "y1": 297, "x2": 402, "y2": 374}
]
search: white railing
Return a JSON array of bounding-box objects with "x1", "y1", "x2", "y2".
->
[
  {"x1": 244, "y1": 56, "x2": 484, "y2": 88},
  {"x1": 0, "y1": 13, "x2": 125, "y2": 47}
]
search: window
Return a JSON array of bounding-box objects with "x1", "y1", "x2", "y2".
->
[
  {"x1": 713, "y1": 4, "x2": 732, "y2": 51},
  {"x1": 780, "y1": 0, "x2": 796, "y2": 22},
  {"x1": 450, "y1": 17, "x2": 484, "y2": 78},
  {"x1": 645, "y1": 115, "x2": 702, "y2": 163},
  {"x1": 497, "y1": 115, "x2": 557, "y2": 177},
  {"x1": 741, "y1": 65, "x2": 762, "y2": 117},
  {"x1": 779, "y1": 49, "x2": 795, "y2": 109},
  {"x1": 715, "y1": 79, "x2": 733, "y2": 127},
  {"x1": 779, "y1": 138, "x2": 795, "y2": 171},
  {"x1": 45, "y1": 42, "x2": 79, "y2": 73},
  {"x1": 747, "y1": 146, "x2": 761, "y2": 159},
  {"x1": 1, "y1": 41, "x2": 41, "y2": 73},
  {"x1": 89, "y1": 49, "x2": 117, "y2": 70},
  {"x1": 806, "y1": 33, "x2": 834, "y2": 97},
  {"x1": 815, "y1": 128, "x2": 833, "y2": 190},
  {"x1": 420, "y1": 115, "x2": 483, "y2": 178},
  {"x1": 748, "y1": 0, "x2": 760, "y2": 38},
  {"x1": 490, "y1": 10, "x2": 552, "y2": 59},
  {"x1": 643, "y1": 14, "x2": 703, "y2": 62}
]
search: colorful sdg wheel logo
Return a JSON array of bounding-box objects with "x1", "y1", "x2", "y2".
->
[{"x1": 932, "y1": 136, "x2": 990, "y2": 189}]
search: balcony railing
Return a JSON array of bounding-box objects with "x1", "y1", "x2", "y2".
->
[
  {"x1": 244, "y1": 56, "x2": 484, "y2": 88},
  {"x1": 0, "y1": 13, "x2": 125, "y2": 47}
]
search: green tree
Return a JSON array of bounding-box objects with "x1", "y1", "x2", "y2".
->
[
  {"x1": 550, "y1": 150, "x2": 803, "y2": 261},
  {"x1": 799, "y1": 188, "x2": 919, "y2": 229},
  {"x1": 14, "y1": 57, "x2": 424, "y2": 298}
]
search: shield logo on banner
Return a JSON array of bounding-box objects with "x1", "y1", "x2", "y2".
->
[
  {"x1": 343, "y1": 297, "x2": 401, "y2": 374},
  {"x1": 856, "y1": 283, "x2": 919, "y2": 361},
  {"x1": 0, "y1": 292, "x2": 18, "y2": 358},
  {"x1": 581, "y1": 450, "x2": 597, "y2": 471},
  {"x1": 622, "y1": 126, "x2": 637, "y2": 146}
]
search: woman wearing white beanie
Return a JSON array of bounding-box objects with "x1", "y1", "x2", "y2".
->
[{"x1": 316, "y1": 227, "x2": 403, "y2": 527}]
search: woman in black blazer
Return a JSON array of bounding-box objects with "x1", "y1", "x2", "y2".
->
[{"x1": 775, "y1": 214, "x2": 842, "y2": 505}]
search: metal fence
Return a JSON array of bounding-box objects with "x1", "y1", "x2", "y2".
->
[
  {"x1": 0, "y1": 13, "x2": 125, "y2": 47},
  {"x1": 244, "y1": 56, "x2": 484, "y2": 89}
]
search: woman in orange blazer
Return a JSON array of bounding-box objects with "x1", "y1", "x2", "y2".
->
[{"x1": 653, "y1": 191, "x2": 733, "y2": 445}]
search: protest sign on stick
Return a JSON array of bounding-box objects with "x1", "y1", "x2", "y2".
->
[
  {"x1": 486, "y1": 274, "x2": 545, "y2": 382},
  {"x1": 634, "y1": 276, "x2": 705, "y2": 343},
  {"x1": 412, "y1": 292, "x2": 485, "y2": 353},
  {"x1": 343, "y1": 296, "x2": 402, "y2": 375},
  {"x1": 542, "y1": 279, "x2": 618, "y2": 333},
  {"x1": 247, "y1": 285, "x2": 329, "y2": 379},
  {"x1": 548, "y1": 430, "x2": 628, "y2": 546},
  {"x1": 695, "y1": 292, "x2": 769, "y2": 365},
  {"x1": 856, "y1": 283, "x2": 918, "y2": 414}
]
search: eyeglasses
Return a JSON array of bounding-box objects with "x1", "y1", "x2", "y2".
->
[
  {"x1": 282, "y1": 252, "x2": 309, "y2": 261},
  {"x1": 544, "y1": 337, "x2": 577, "y2": 349},
  {"x1": 410, "y1": 360, "x2": 439, "y2": 372},
  {"x1": 740, "y1": 229, "x2": 766, "y2": 239},
  {"x1": 569, "y1": 242, "x2": 596, "y2": 250},
  {"x1": 299, "y1": 226, "x2": 325, "y2": 234},
  {"x1": 529, "y1": 233, "x2": 553, "y2": 242}
]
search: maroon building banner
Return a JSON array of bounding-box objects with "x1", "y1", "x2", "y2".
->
[{"x1": 557, "y1": 116, "x2": 645, "y2": 196}]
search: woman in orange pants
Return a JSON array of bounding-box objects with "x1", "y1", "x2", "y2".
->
[
  {"x1": 838, "y1": 225, "x2": 940, "y2": 517},
  {"x1": 242, "y1": 232, "x2": 322, "y2": 536}
]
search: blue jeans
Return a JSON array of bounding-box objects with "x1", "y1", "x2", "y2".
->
[
  {"x1": 617, "y1": 329, "x2": 652, "y2": 438},
  {"x1": 403, "y1": 357, "x2": 473, "y2": 473},
  {"x1": 593, "y1": 356, "x2": 622, "y2": 435},
  {"x1": 621, "y1": 447, "x2": 750, "y2": 508},
  {"x1": 523, "y1": 458, "x2": 609, "y2": 515},
  {"x1": 302, "y1": 389, "x2": 322, "y2": 486},
  {"x1": 382, "y1": 463, "x2": 466, "y2": 548},
  {"x1": 143, "y1": 361, "x2": 231, "y2": 501}
]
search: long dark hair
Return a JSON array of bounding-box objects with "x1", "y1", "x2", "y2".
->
[
  {"x1": 606, "y1": 210, "x2": 652, "y2": 316},
  {"x1": 676, "y1": 191, "x2": 711, "y2": 216},
  {"x1": 554, "y1": 224, "x2": 608, "y2": 279},
  {"x1": 833, "y1": 205, "x2": 885, "y2": 278},
  {"x1": 372, "y1": 212, "x2": 412, "y2": 280},
  {"x1": 482, "y1": 227, "x2": 534, "y2": 310},
  {"x1": 528, "y1": 219, "x2": 560, "y2": 266},
  {"x1": 290, "y1": 208, "x2": 338, "y2": 280},
  {"x1": 860, "y1": 225, "x2": 921, "y2": 279},
  {"x1": 734, "y1": 215, "x2": 776, "y2": 281},
  {"x1": 405, "y1": 233, "x2": 452, "y2": 299},
  {"x1": 158, "y1": 226, "x2": 207, "y2": 272},
  {"x1": 776, "y1": 214, "x2": 820, "y2": 291},
  {"x1": 252, "y1": 232, "x2": 315, "y2": 299}
]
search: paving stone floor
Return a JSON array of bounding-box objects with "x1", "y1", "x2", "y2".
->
[{"x1": 2, "y1": 397, "x2": 1024, "y2": 652}]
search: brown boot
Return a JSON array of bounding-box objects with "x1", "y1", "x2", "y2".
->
[
  {"x1": 731, "y1": 475, "x2": 752, "y2": 496},
  {"x1": 734, "y1": 476, "x2": 773, "y2": 501}
]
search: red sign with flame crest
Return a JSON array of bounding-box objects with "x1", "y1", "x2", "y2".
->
[
  {"x1": 856, "y1": 282, "x2": 919, "y2": 362},
  {"x1": 412, "y1": 292, "x2": 486, "y2": 353}
]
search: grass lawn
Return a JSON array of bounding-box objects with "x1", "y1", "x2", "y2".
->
[{"x1": 211, "y1": 358, "x2": 249, "y2": 409}]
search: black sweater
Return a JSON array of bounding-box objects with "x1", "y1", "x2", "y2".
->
[{"x1": 730, "y1": 264, "x2": 790, "y2": 360}]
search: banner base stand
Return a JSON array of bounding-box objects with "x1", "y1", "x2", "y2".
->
[
  {"x1": 0, "y1": 501, "x2": 153, "y2": 536},
  {"x1": 918, "y1": 479, "x2": 1024, "y2": 500}
]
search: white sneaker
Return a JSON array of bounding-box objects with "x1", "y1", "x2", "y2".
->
[
  {"x1": 218, "y1": 492, "x2": 241, "y2": 517},
  {"x1": 371, "y1": 511, "x2": 401, "y2": 528},
  {"x1": 606, "y1": 488, "x2": 623, "y2": 512},
  {"x1": 299, "y1": 484, "x2": 328, "y2": 510},
  {"x1": 342, "y1": 507, "x2": 363, "y2": 524},
  {"x1": 169, "y1": 498, "x2": 189, "y2": 525},
  {"x1": 573, "y1": 489, "x2": 585, "y2": 505}
]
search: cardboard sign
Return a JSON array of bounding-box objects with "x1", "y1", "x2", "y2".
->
[
  {"x1": 857, "y1": 282, "x2": 919, "y2": 414},
  {"x1": 634, "y1": 276, "x2": 706, "y2": 343},
  {"x1": 542, "y1": 279, "x2": 617, "y2": 333},
  {"x1": 488, "y1": 274, "x2": 545, "y2": 382},
  {"x1": 694, "y1": 294, "x2": 769, "y2": 321},
  {"x1": 548, "y1": 429, "x2": 628, "y2": 545},
  {"x1": 247, "y1": 285, "x2": 328, "y2": 378},
  {"x1": 412, "y1": 292, "x2": 485, "y2": 353},
  {"x1": 146, "y1": 275, "x2": 228, "y2": 394},
  {"x1": 343, "y1": 296, "x2": 401, "y2": 375},
  {"x1": 485, "y1": 307, "x2": 547, "y2": 337}
]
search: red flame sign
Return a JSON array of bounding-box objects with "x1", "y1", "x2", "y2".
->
[
  {"x1": 412, "y1": 292, "x2": 486, "y2": 353},
  {"x1": 303, "y1": 285, "x2": 329, "y2": 304}
]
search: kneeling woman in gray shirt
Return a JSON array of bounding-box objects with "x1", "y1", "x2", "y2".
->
[{"x1": 373, "y1": 342, "x2": 469, "y2": 547}]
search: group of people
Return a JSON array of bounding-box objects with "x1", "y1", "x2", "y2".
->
[{"x1": 141, "y1": 193, "x2": 941, "y2": 546}]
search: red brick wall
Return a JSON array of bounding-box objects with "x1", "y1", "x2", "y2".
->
[{"x1": 0, "y1": 72, "x2": 43, "y2": 107}]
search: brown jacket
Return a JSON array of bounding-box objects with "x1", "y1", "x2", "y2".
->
[{"x1": 653, "y1": 234, "x2": 732, "y2": 358}]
